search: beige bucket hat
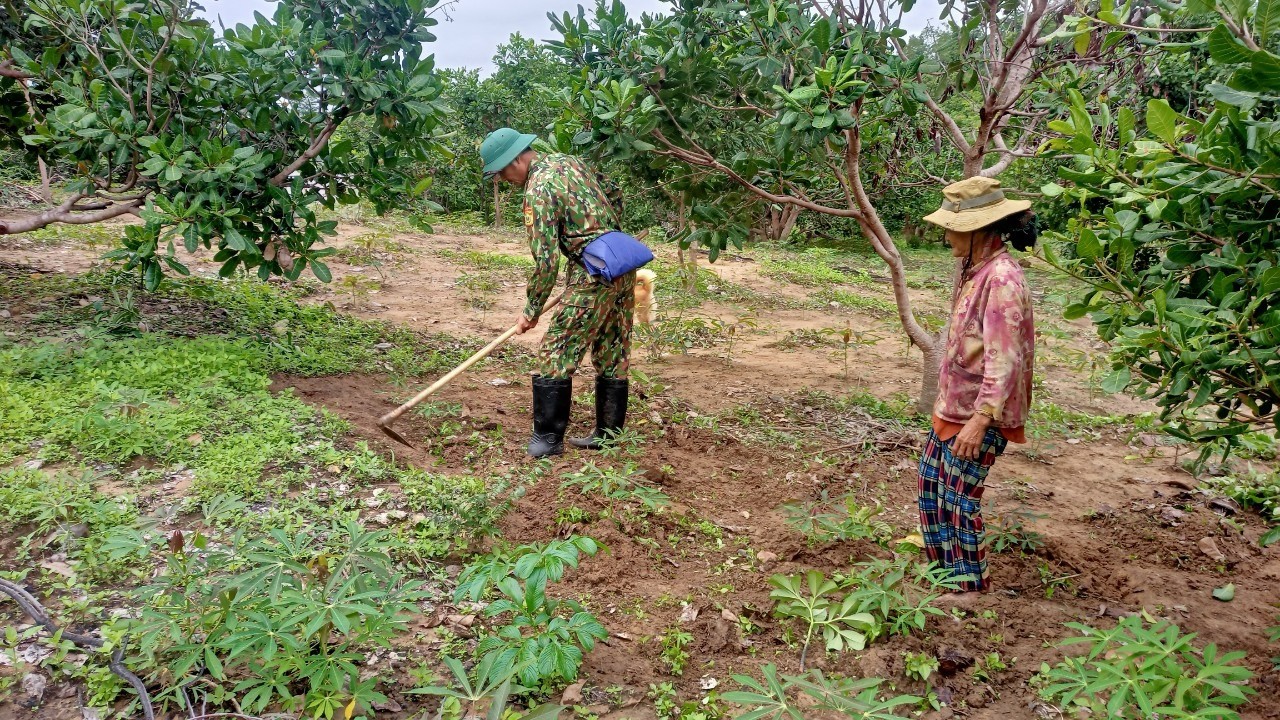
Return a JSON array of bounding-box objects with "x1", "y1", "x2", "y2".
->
[{"x1": 923, "y1": 177, "x2": 1031, "y2": 232}]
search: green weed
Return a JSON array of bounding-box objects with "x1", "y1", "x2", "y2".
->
[
  {"x1": 112, "y1": 517, "x2": 426, "y2": 717},
  {"x1": 759, "y1": 248, "x2": 871, "y2": 288},
  {"x1": 1033, "y1": 617, "x2": 1253, "y2": 718},
  {"x1": 659, "y1": 627, "x2": 694, "y2": 676},
  {"x1": 453, "y1": 536, "x2": 607, "y2": 690},
  {"x1": 782, "y1": 492, "x2": 894, "y2": 546},
  {"x1": 812, "y1": 287, "x2": 898, "y2": 317},
  {"x1": 904, "y1": 652, "x2": 939, "y2": 683}
]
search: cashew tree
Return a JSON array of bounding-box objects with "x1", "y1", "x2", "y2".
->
[
  {"x1": 1, "y1": 0, "x2": 447, "y2": 287},
  {"x1": 548, "y1": 0, "x2": 1122, "y2": 411},
  {"x1": 1043, "y1": 0, "x2": 1280, "y2": 453}
]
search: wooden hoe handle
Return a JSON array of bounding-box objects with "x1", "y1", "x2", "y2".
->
[{"x1": 378, "y1": 290, "x2": 566, "y2": 426}]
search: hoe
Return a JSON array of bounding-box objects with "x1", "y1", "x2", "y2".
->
[
  {"x1": 376, "y1": 289, "x2": 566, "y2": 447},
  {"x1": 377, "y1": 230, "x2": 649, "y2": 447}
]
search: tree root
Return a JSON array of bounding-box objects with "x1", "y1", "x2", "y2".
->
[{"x1": 0, "y1": 577, "x2": 155, "y2": 720}]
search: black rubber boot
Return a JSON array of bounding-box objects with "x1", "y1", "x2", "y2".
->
[
  {"x1": 570, "y1": 376, "x2": 629, "y2": 450},
  {"x1": 528, "y1": 376, "x2": 572, "y2": 458}
]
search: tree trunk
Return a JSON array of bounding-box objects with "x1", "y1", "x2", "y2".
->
[
  {"x1": 492, "y1": 179, "x2": 502, "y2": 228},
  {"x1": 676, "y1": 195, "x2": 697, "y2": 292},
  {"x1": 778, "y1": 204, "x2": 800, "y2": 241},
  {"x1": 917, "y1": 332, "x2": 944, "y2": 415},
  {"x1": 37, "y1": 158, "x2": 52, "y2": 204}
]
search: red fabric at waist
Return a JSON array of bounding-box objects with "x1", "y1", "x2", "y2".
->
[{"x1": 932, "y1": 416, "x2": 1026, "y2": 444}]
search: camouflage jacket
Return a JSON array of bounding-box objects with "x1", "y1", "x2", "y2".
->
[{"x1": 522, "y1": 153, "x2": 621, "y2": 320}]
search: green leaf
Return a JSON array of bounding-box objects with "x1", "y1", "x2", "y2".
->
[
  {"x1": 1206, "y1": 25, "x2": 1254, "y2": 65},
  {"x1": 1101, "y1": 367, "x2": 1131, "y2": 394},
  {"x1": 309, "y1": 258, "x2": 333, "y2": 283},
  {"x1": 1077, "y1": 229, "x2": 1102, "y2": 258},
  {"x1": 788, "y1": 86, "x2": 822, "y2": 103},
  {"x1": 1206, "y1": 83, "x2": 1259, "y2": 110},
  {"x1": 1211, "y1": 583, "x2": 1235, "y2": 601},
  {"x1": 1256, "y1": 0, "x2": 1280, "y2": 45},
  {"x1": 1260, "y1": 527, "x2": 1280, "y2": 548},
  {"x1": 1074, "y1": 27, "x2": 1091, "y2": 56},
  {"x1": 1146, "y1": 99, "x2": 1177, "y2": 145},
  {"x1": 1041, "y1": 182, "x2": 1066, "y2": 197},
  {"x1": 223, "y1": 227, "x2": 247, "y2": 251}
]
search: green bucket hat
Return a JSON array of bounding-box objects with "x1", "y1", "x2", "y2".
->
[{"x1": 480, "y1": 127, "x2": 537, "y2": 177}]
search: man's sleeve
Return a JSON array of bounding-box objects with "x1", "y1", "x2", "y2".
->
[
  {"x1": 973, "y1": 279, "x2": 1029, "y2": 421},
  {"x1": 523, "y1": 182, "x2": 561, "y2": 321}
]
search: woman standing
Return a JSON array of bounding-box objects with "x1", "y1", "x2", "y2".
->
[{"x1": 918, "y1": 177, "x2": 1038, "y2": 596}]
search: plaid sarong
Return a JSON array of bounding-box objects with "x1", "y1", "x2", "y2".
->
[{"x1": 917, "y1": 428, "x2": 1008, "y2": 591}]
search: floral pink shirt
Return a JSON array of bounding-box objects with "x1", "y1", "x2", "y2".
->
[{"x1": 934, "y1": 252, "x2": 1034, "y2": 435}]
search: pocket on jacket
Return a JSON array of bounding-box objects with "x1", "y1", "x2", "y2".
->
[{"x1": 949, "y1": 359, "x2": 984, "y2": 382}]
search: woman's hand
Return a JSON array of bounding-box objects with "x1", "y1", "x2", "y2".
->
[{"x1": 952, "y1": 413, "x2": 993, "y2": 460}]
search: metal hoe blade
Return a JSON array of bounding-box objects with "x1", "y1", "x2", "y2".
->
[{"x1": 377, "y1": 419, "x2": 414, "y2": 448}]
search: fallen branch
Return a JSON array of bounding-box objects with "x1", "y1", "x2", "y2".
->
[{"x1": 0, "y1": 578, "x2": 156, "y2": 720}]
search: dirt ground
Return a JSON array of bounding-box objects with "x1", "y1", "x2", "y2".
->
[{"x1": 3, "y1": 219, "x2": 1278, "y2": 719}]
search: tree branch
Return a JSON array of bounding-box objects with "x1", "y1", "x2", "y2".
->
[
  {"x1": 269, "y1": 117, "x2": 343, "y2": 186},
  {"x1": 0, "y1": 58, "x2": 33, "y2": 79},
  {"x1": 0, "y1": 193, "x2": 147, "y2": 234},
  {"x1": 651, "y1": 131, "x2": 863, "y2": 218}
]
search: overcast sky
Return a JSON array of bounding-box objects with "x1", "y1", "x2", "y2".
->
[{"x1": 199, "y1": 0, "x2": 943, "y2": 73}]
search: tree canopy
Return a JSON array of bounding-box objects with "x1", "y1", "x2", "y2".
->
[
  {"x1": 1045, "y1": 0, "x2": 1280, "y2": 451},
  {"x1": 2, "y1": 0, "x2": 448, "y2": 287}
]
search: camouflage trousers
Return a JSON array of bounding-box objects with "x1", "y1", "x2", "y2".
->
[{"x1": 538, "y1": 272, "x2": 635, "y2": 380}]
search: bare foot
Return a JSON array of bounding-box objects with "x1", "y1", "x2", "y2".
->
[{"x1": 938, "y1": 590, "x2": 986, "y2": 610}]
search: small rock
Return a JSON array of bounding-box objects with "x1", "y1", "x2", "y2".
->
[
  {"x1": 756, "y1": 550, "x2": 779, "y2": 567},
  {"x1": 678, "y1": 604, "x2": 700, "y2": 624},
  {"x1": 584, "y1": 704, "x2": 610, "y2": 716},
  {"x1": 938, "y1": 648, "x2": 974, "y2": 676},
  {"x1": 40, "y1": 560, "x2": 75, "y2": 579},
  {"x1": 23, "y1": 459, "x2": 44, "y2": 471},
  {"x1": 965, "y1": 690, "x2": 988, "y2": 709},
  {"x1": 721, "y1": 608, "x2": 739, "y2": 623},
  {"x1": 444, "y1": 564, "x2": 461, "y2": 579},
  {"x1": 1209, "y1": 497, "x2": 1240, "y2": 515},
  {"x1": 372, "y1": 698, "x2": 402, "y2": 713},
  {"x1": 698, "y1": 677, "x2": 719, "y2": 690},
  {"x1": 0, "y1": 309, "x2": 10, "y2": 318},
  {"x1": 1160, "y1": 506, "x2": 1186, "y2": 523},
  {"x1": 488, "y1": 378, "x2": 511, "y2": 386},
  {"x1": 374, "y1": 342, "x2": 394, "y2": 350},
  {"x1": 561, "y1": 680, "x2": 586, "y2": 705},
  {"x1": 1164, "y1": 477, "x2": 1198, "y2": 491},
  {"x1": 1198, "y1": 537, "x2": 1226, "y2": 562},
  {"x1": 187, "y1": 433, "x2": 203, "y2": 446},
  {"x1": 21, "y1": 673, "x2": 46, "y2": 701},
  {"x1": 923, "y1": 709, "x2": 954, "y2": 720},
  {"x1": 1066, "y1": 438, "x2": 1081, "y2": 445},
  {"x1": 82, "y1": 708, "x2": 101, "y2": 720}
]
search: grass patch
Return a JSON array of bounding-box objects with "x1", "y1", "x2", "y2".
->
[
  {"x1": 2, "y1": 268, "x2": 482, "y2": 377},
  {"x1": 812, "y1": 287, "x2": 898, "y2": 317},
  {"x1": 795, "y1": 388, "x2": 929, "y2": 429},
  {"x1": 648, "y1": 256, "x2": 770, "y2": 311},
  {"x1": 1027, "y1": 401, "x2": 1125, "y2": 440},
  {"x1": 437, "y1": 247, "x2": 534, "y2": 271},
  {"x1": 759, "y1": 247, "x2": 872, "y2": 287},
  {"x1": 5, "y1": 223, "x2": 126, "y2": 250}
]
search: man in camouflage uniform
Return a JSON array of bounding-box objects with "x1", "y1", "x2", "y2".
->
[{"x1": 480, "y1": 127, "x2": 635, "y2": 458}]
